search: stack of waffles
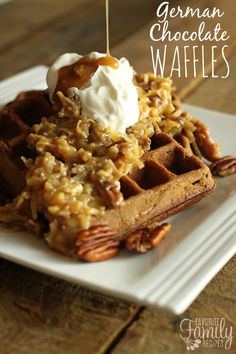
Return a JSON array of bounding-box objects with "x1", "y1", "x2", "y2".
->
[
  {"x1": 0, "y1": 90, "x2": 216, "y2": 260},
  {"x1": 0, "y1": 91, "x2": 53, "y2": 204}
]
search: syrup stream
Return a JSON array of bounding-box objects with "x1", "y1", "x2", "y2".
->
[{"x1": 106, "y1": 0, "x2": 110, "y2": 56}]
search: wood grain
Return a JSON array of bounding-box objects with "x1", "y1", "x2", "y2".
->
[
  {"x1": 0, "y1": 0, "x2": 156, "y2": 80},
  {"x1": 0, "y1": 260, "x2": 139, "y2": 354},
  {"x1": 185, "y1": 52, "x2": 236, "y2": 114},
  {"x1": 0, "y1": 0, "x2": 235, "y2": 353},
  {"x1": 0, "y1": 0, "x2": 85, "y2": 49}
]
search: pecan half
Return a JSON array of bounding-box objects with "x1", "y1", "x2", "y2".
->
[
  {"x1": 209, "y1": 156, "x2": 236, "y2": 177},
  {"x1": 125, "y1": 222, "x2": 171, "y2": 253},
  {"x1": 193, "y1": 120, "x2": 221, "y2": 162},
  {"x1": 91, "y1": 174, "x2": 124, "y2": 209},
  {"x1": 76, "y1": 225, "x2": 120, "y2": 262}
]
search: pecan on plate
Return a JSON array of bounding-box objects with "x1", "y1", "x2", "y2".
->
[
  {"x1": 209, "y1": 156, "x2": 236, "y2": 177},
  {"x1": 76, "y1": 225, "x2": 120, "y2": 262},
  {"x1": 125, "y1": 222, "x2": 171, "y2": 253},
  {"x1": 193, "y1": 120, "x2": 221, "y2": 162}
]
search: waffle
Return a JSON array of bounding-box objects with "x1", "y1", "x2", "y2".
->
[
  {"x1": 89, "y1": 129, "x2": 215, "y2": 239},
  {"x1": 69, "y1": 129, "x2": 215, "y2": 261},
  {"x1": 0, "y1": 90, "x2": 53, "y2": 203},
  {"x1": 0, "y1": 90, "x2": 215, "y2": 261}
]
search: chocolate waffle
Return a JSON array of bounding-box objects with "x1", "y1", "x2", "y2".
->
[
  {"x1": 90, "y1": 130, "x2": 215, "y2": 237},
  {"x1": 0, "y1": 90, "x2": 53, "y2": 203},
  {"x1": 71, "y1": 129, "x2": 216, "y2": 260},
  {"x1": 0, "y1": 90, "x2": 215, "y2": 262}
]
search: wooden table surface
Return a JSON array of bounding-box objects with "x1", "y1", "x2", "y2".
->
[{"x1": 0, "y1": 1, "x2": 235, "y2": 353}]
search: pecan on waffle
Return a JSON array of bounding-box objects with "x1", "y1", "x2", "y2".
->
[{"x1": 0, "y1": 91, "x2": 53, "y2": 203}]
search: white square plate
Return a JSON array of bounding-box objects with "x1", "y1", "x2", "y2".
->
[
  {"x1": 0, "y1": 66, "x2": 236, "y2": 314},
  {"x1": 0, "y1": 0, "x2": 11, "y2": 6}
]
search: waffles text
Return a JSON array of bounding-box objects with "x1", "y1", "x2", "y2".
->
[{"x1": 150, "y1": 1, "x2": 230, "y2": 78}]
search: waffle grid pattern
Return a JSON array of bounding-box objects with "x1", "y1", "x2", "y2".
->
[
  {"x1": 121, "y1": 132, "x2": 203, "y2": 200},
  {"x1": 0, "y1": 91, "x2": 53, "y2": 201}
]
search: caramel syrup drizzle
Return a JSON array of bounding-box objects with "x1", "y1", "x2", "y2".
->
[
  {"x1": 55, "y1": 1, "x2": 118, "y2": 98},
  {"x1": 106, "y1": 0, "x2": 110, "y2": 56}
]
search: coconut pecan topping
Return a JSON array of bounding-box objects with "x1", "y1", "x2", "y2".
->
[
  {"x1": 125, "y1": 222, "x2": 171, "y2": 253},
  {"x1": 91, "y1": 174, "x2": 124, "y2": 209},
  {"x1": 210, "y1": 156, "x2": 236, "y2": 177},
  {"x1": 76, "y1": 224, "x2": 119, "y2": 262}
]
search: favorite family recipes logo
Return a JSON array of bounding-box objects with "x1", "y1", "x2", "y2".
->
[
  {"x1": 150, "y1": 1, "x2": 230, "y2": 78},
  {"x1": 179, "y1": 317, "x2": 233, "y2": 350}
]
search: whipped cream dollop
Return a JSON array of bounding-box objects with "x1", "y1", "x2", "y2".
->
[{"x1": 46, "y1": 52, "x2": 140, "y2": 133}]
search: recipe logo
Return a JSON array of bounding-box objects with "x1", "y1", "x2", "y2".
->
[
  {"x1": 149, "y1": 1, "x2": 230, "y2": 79},
  {"x1": 179, "y1": 317, "x2": 233, "y2": 350}
]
